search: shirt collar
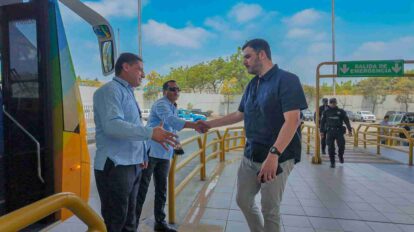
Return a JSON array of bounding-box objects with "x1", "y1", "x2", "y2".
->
[
  {"x1": 162, "y1": 96, "x2": 176, "y2": 107},
  {"x1": 259, "y1": 64, "x2": 279, "y2": 81},
  {"x1": 113, "y1": 76, "x2": 132, "y2": 89}
]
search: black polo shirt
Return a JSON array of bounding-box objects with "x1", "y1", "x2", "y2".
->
[{"x1": 238, "y1": 65, "x2": 308, "y2": 163}]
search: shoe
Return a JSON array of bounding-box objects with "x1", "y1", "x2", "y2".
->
[
  {"x1": 322, "y1": 151, "x2": 326, "y2": 155},
  {"x1": 339, "y1": 156, "x2": 344, "y2": 164},
  {"x1": 330, "y1": 163, "x2": 335, "y2": 168},
  {"x1": 154, "y1": 221, "x2": 177, "y2": 232}
]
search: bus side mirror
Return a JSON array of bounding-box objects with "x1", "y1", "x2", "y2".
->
[{"x1": 101, "y1": 40, "x2": 114, "y2": 74}]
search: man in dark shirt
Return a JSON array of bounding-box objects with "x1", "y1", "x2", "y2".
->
[
  {"x1": 198, "y1": 39, "x2": 307, "y2": 232},
  {"x1": 315, "y1": 98, "x2": 329, "y2": 154},
  {"x1": 320, "y1": 98, "x2": 352, "y2": 168}
]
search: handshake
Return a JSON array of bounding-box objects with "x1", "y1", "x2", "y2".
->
[{"x1": 192, "y1": 120, "x2": 211, "y2": 133}]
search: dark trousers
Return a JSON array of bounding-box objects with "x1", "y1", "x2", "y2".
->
[
  {"x1": 95, "y1": 158, "x2": 142, "y2": 232},
  {"x1": 136, "y1": 157, "x2": 170, "y2": 225},
  {"x1": 326, "y1": 129, "x2": 346, "y2": 164},
  {"x1": 321, "y1": 134, "x2": 327, "y2": 153}
]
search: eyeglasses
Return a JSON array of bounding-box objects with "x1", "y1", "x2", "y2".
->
[{"x1": 167, "y1": 87, "x2": 181, "y2": 92}]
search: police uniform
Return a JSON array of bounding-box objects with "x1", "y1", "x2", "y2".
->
[
  {"x1": 320, "y1": 99, "x2": 352, "y2": 167},
  {"x1": 315, "y1": 99, "x2": 330, "y2": 154}
]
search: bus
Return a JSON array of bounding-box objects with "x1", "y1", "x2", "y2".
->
[{"x1": 0, "y1": 0, "x2": 115, "y2": 229}]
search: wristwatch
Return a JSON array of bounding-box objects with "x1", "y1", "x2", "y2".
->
[{"x1": 269, "y1": 146, "x2": 282, "y2": 157}]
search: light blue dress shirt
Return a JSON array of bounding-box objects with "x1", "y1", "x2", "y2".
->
[
  {"x1": 93, "y1": 77, "x2": 153, "y2": 170},
  {"x1": 147, "y1": 96, "x2": 186, "y2": 160}
]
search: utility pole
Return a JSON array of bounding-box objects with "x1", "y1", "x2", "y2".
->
[
  {"x1": 138, "y1": 0, "x2": 142, "y2": 57},
  {"x1": 332, "y1": 0, "x2": 336, "y2": 96}
]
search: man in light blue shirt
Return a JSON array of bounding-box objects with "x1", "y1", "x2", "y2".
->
[
  {"x1": 136, "y1": 80, "x2": 206, "y2": 232},
  {"x1": 93, "y1": 53, "x2": 177, "y2": 232}
]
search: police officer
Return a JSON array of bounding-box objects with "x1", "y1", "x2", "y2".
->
[
  {"x1": 320, "y1": 98, "x2": 352, "y2": 168},
  {"x1": 315, "y1": 98, "x2": 329, "y2": 154}
]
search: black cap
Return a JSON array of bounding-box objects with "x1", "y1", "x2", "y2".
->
[
  {"x1": 322, "y1": 98, "x2": 328, "y2": 103},
  {"x1": 329, "y1": 98, "x2": 337, "y2": 104}
]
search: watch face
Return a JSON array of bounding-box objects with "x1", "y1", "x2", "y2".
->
[{"x1": 270, "y1": 147, "x2": 277, "y2": 153}]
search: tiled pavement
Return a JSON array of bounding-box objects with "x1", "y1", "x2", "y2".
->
[
  {"x1": 177, "y1": 151, "x2": 414, "y2": 232},
  {"x1": 49, "y1": 140, "x2": 414, "y2": 232}
]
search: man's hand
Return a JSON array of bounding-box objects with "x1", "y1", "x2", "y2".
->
[
  {"x1": 348, "y1": 131, "x2": 353, "y2": 137},
  {"x1": 195, "y1": 120, "x2": 211, "y2": 133},
  {"x1": 257, "y1": 154, "x2": 278, "y2": 183},
  {"x1": 320, "y1": 132, "x2": 325, "y2": 138},
  {"x1": 152, "y1": 122, "x2": 178, "y2": 150},
  {"x1": 140, "y1": 161, "x2": 148, "y2": 169}
]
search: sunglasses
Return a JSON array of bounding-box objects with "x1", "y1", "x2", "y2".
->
[{"x1": 167, "y1": 87, "x2": 181, "y2": 92}]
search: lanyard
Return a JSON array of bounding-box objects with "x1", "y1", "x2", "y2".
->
[{"x1": 113, "y1": 79, "x2": 142, "y2": 119}]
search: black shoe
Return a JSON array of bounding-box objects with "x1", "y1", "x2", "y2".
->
[
  {"x1": 339, "y1": 156, "x2": 344, "y2": 164},
  {"x1": 154, "y1": 221, "x2": 177, "y2": 232},
  {"x1": 330, "y1": 163, "x2": 335, "y2": 168},
  {"x1": 322, "y1": 151, "x2": 326, "y2": 155}
]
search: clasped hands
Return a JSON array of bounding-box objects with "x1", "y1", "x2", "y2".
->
[{"x1": 193, "y1": 120, "x2": 211, "y2": 133}]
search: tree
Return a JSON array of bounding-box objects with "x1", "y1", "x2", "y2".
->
[
  {"x1": 220, "y1": 77, "x2": 241, "y2": 114},
  {"x1": 394, "y1": 77, "x2": 414, "y2": 112},
  {"x1": 302, "y1": 85, "x2": 315, "y2": 108},
  {"x1": 143, "y1": 71, "x2": 163, "y2": 103},
  {"x1": 355, "y1": 78, "x2": 388, "y2": 113}
]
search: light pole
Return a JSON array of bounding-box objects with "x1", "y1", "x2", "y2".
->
[
  {"x1": 138, "y1": 0, "x2": 142, "y2": 57},
  {"x1": 332, "y1": 0, "x2": 336, "y2": 96}
]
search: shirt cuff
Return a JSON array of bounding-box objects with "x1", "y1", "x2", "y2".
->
[{"x1": 143, "y1": 127, "x2": 154, "y2": 140}]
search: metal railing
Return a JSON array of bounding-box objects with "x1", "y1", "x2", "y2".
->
[
  {"x1": 301, "y1": 124, "x2": 317, "y2": 155},
  {"x1": 0, "y1": 192, "x2": 106, "y2": 232},
  {"x1": 355, "y1": 124, "x2": 413, "y2": 165},
  {"x1": 167, "y1": 127, "x2": 245, "y2": 224}
]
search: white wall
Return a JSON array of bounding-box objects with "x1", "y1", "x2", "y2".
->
[{"x1": 79, "y1": 86, "x2": 413, "y2": 119}]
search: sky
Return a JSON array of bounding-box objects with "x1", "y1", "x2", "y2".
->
[{"x1": 59, "y1": 0, "x2": 414, "y2": 85}]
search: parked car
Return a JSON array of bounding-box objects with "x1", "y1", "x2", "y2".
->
[
  {"x1": 178, "y1": 109, "x2": 207, "y2": 122},
  {"x1": 355, "y1": 111, "x2": 376, "y2": 122},
  {"x1": 141, "y1": 109, "x2": 150, "y2": 121},
  {"x1": 388, "y1": 112, "x2": 414, "y2": 126},
  {"x1": 345, "y1": 110, "x2": 357, "y2": 122},
  {"x1": 301, "y1": 110, "x2": 313, "y2": 121},
  {"x1": 190, "y1": 109, "x2": 211, "y2": 117}
]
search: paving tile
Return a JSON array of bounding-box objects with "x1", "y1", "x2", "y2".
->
[
  {"x1": 398, "y1": 224, "x2": 414, "y2": 232},
  {"x1": 303, "y1": 207, "x2": 333, "y2": 217},
  {"x1": 382, "y1": 212, "x2": 414, "y2": 224},
  {"x1": 282, "y1": 215, "x2": 312, "y2": 228},
  {"x1": 337, "y1": 219, "x2": 373, "y2": 232},
  {"x1": 201, "y1": 208, "x2": 229, "y2": 221},
  {"x1": 225, "y1": 221, "x2": 250, "y2": 232},
  {"x1": 281, "y1": 205, "x2": 306, "y2": 215},
  {"x1": 366, "y1": 222, "x2": 404, "y2": 232},
  {"x1": 355, "y1": 210, "x2": 390, "y2": 222},
  {"x1": 284, "y1": 226, "x2": 315, "y2": 232},
  {"x1": 328, "y1": 209, "x2": 360, "y2": 220},
  {"x1": 346, "y1": 202, "x2": 377, "y2": 212},
  {"x1": 227, "y1": 210, "x2": 245, "y2": 222},
  {"x1": 309, "y1": 217, "x2": 343, "y2": 231}
]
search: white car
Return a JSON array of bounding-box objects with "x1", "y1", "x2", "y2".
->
[{"x1": 355, "y1": 111, "x2": 376, "y2": 122}]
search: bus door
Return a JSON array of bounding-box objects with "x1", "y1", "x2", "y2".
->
[{"x1": 0, "y1": 1, "x2": 54, "y2": 223}]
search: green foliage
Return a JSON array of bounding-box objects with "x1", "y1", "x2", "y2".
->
[
  {"x1": 143, "y1": 71, "x2": 163, "y2": 102},
  {"x1": 76, "y1": 75, "x2": 102, "y2": 87},
  {"x1": 144, "y1": 47, "x2": 253, "y2": 95}
]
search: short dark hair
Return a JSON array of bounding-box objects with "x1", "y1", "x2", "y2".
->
[
  {"x1": 384, "y1": 115, "x2": 390, "y2": 119},
  {"x1": 162, "y1": 80, "x2": 176, "y2": 90},
  {"x1": 242, "y1": 38, "x2": 272, "y2": 60},
  {"x1": 115, "y1": 53, "x2": 143, "y2": 76},
  {"x1": 329, "y1": 98, "x2": 337, "y2": 104}
]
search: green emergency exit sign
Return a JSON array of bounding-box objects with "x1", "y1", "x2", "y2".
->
[{"x1": 337, "y1": 60, "x2": 404, "y2": 77}]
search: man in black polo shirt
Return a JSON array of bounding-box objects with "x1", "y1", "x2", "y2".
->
[{"x1": 199, "y1": 39, "x2": 307, "y2": 232}]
